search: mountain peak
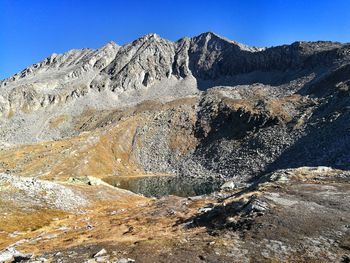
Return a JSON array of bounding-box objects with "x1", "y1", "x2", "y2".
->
[
  {"x1": 194, "y1": 31, "x2": 226, "y2": 41},
  {"x1": 192, "y1": 32, "x2": 262, "y2": 52},
  {"x1": 98, "y1": 41, "x2": 120, "y2": 54},
  {"x1": 104, "y1": 40, "x2": 119, "y2": 48},
  {"x1": 138, "y1": 33, "x2": 161, "y2": 41}
]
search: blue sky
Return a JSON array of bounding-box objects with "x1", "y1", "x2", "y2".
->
[{"x1": 1, "y1": 0, "x2": 350, "y2": 79}]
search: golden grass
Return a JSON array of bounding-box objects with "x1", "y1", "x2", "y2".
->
[
  {"x1": 10, "y1": 195, "x2": 211, "y2": 255},
  {"x1": 0, "y1": 111, "x2": 146, "y2": 179},
  {"x1": 0, "y1": 209, "x2": 67, "y2": 233}
]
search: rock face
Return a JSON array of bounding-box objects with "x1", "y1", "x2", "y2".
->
[
  {"x1": 0, "y1": 41, "x2": 119, "y2": 114},
  {"x1": 101, "y1": 34, "x2": 175, "y2": 92},
  {"x1": 1, "y1": 32, "x2": 350, "y2": 182},
  {"x1": 1, "y1": 32, "x2": 348, "y2": 117}
]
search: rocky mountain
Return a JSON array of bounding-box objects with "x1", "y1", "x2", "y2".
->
[
  {"x1": 1, "y1": 32, "x2": 350, "y2": 176},
  {"x1": 1, "y1": 32, "x2": 348, "y2": 118},
  {"x1": 0, "y1": 32, "x2": 350, "y2": 262}
]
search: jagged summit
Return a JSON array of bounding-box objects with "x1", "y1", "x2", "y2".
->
[
  {"x1": 128, "y1": 33, "x2": 172, "y2": 48},
  {"x1": 139, "y1": 33, "x2": 161, "y2": 40},
  {"x1": 192, "y1": 31, "x2": 224, "y2": 42},
  {"x1": 192, "y1": 31, "x2": 232, "y2": 42},
  {"x1": 105, "y1": 40, "x2": 119, "y2": 47},
  {"x1": 192, "y1": 31, "x2": 262, "y2": 52},
  {"x1": 3, "y1": 32, "x2": 345, "y2": 87}
]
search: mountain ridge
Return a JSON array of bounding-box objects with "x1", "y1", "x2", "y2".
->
[
  {"x1": 1, "y1": 32, "x2": 348, "y2": 121},
  {"x1": 0, "y1": 32, "x2": 349, "y2": 172},
  {"x1": 2, "y1": 32, "x2": 345, "y2": 86}
]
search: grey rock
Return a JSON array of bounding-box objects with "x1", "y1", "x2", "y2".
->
[
  {"x1": 0, "y1": 247, "x2": 32, "y2": 262},
  {"x1": 113, "y1": 258, "x2": 135, "y2": 263},
  {"x1": 0, "y1": 173, "x2": 88, "y2": 211},
  {"x1": 93, "y1": 249, "x2": 107, "y2": 258},
  {"x1": 220, "y1": 181, "x2": 236, "y2": 190}
]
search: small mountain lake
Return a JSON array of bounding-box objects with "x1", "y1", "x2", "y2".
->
[{"x1": 103, "y1": 174, "x2": 223, "y2": 197}]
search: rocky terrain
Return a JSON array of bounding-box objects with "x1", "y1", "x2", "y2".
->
[{"x1": 0, "y1": 32, "x2": 349, "y2": 262}]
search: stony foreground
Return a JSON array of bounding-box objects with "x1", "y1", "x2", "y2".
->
[{"x1": 0, "y1": 167, "x2": 349, "y2": 262}]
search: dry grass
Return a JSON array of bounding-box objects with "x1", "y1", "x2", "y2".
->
[
  {"x1": 7, "y1": 109, "x2": 14, "y2": 119},
  {"x1": 0, "y1": 202, "x2": 69, "y2": 249},
  {"x1": 0, "y1": 209, "x2": 67, "y2": 233},
  {"x1": 49, "y1": 115, "x2": 68, "y2": 129},
  {"x1": 0, "y1": 114, "x2": 148, "y2": 179},
  {"x1": 0, "y1": 194, "x2": 212, "y2": 256},
  {"x1": 221, "y1": 97, "x2": 256, "y2": 113},
  {"x1": 221, "y1": 94, "x2": 305, "y2": 122}
]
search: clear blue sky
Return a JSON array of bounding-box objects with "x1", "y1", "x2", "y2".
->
[{"x1": 1, "y1": 0, "x2": 350, "y2": 80}]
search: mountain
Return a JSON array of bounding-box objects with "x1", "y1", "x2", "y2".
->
[
  {"x1": 1, "y1": 32, "x2": 347, "y2": 117},
  {"x1": 1, "y1": 32, "x2": 350, "y2": 175},
  {"x1": 0, "y1": 32, "x2": 350, "y2": 262}
]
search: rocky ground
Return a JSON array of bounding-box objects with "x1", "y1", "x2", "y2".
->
[
  {"x1": 0, "y1": 167, "x2": 349, "y2": 262},
  {"x1": 0, "y1": 32, "x2": 350, "y2": 262}
]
